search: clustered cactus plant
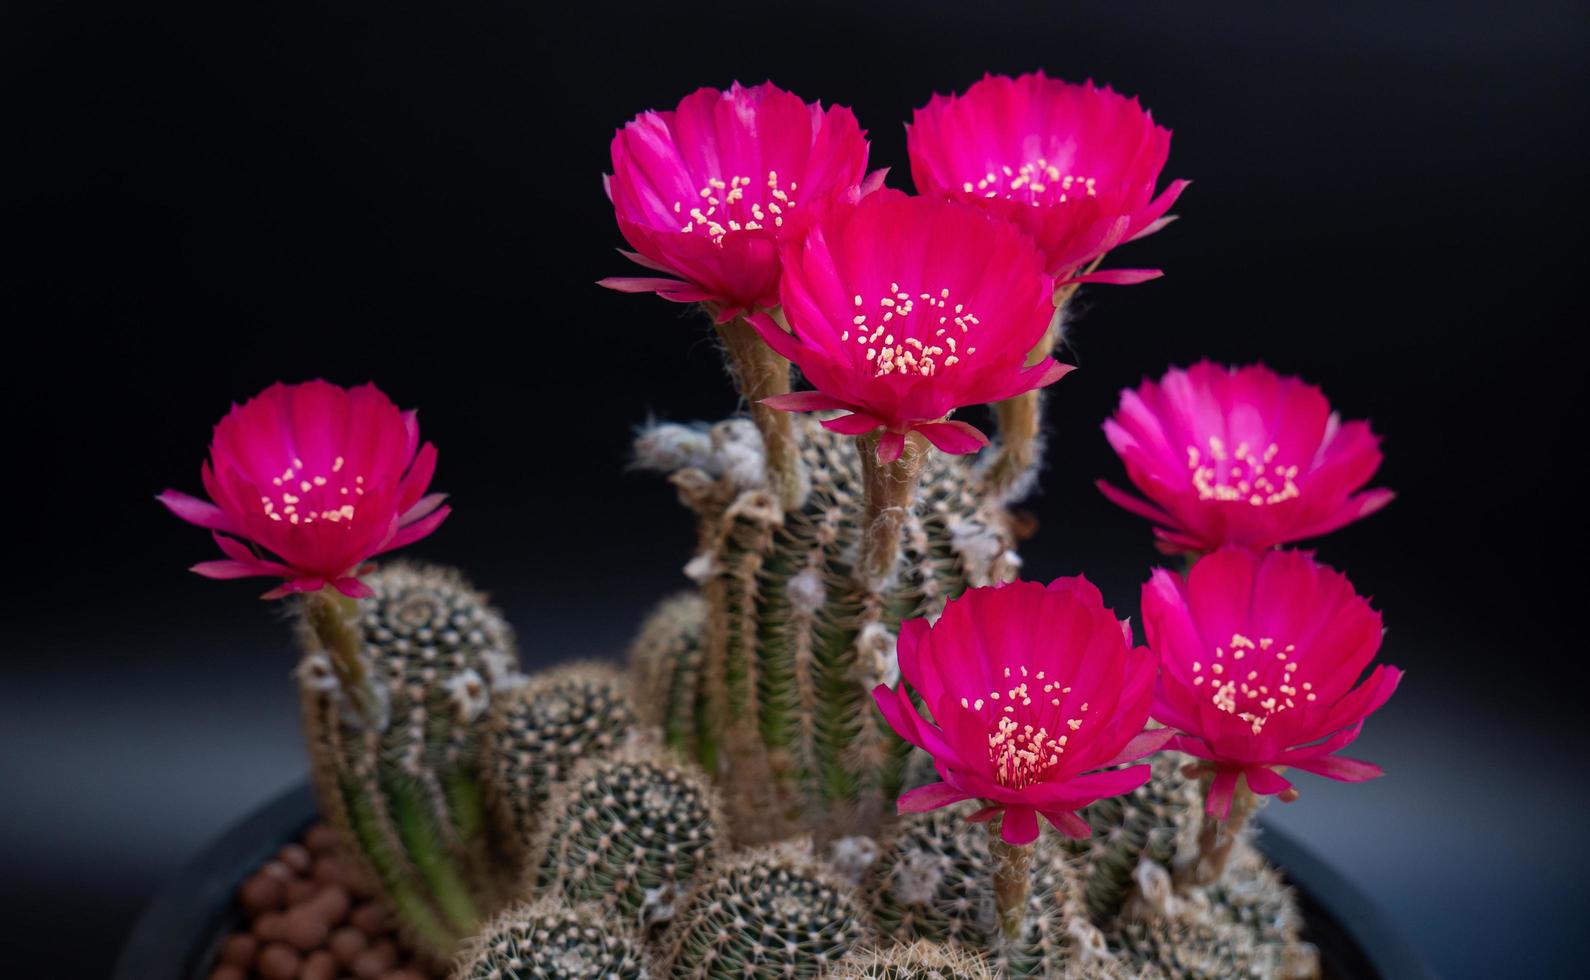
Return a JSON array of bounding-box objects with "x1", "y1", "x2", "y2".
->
[{"x1": 163, "y1": 70, "x2": 1404, "y2": 980}]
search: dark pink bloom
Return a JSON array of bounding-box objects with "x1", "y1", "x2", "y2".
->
[
  {"x1": 753, "y1": 189, "x2": 1070, "y2": 463},
  {"x1": 873, "y1": 577, "x2": 1173, "y2": 845},
  {"x1": 1098, "y1": 362, "x2": 1394, "y2": 554},
  {"x1": 600, "y1": 81, "x2": 879, "y2": 321},
  {"x1": 1143, "y1": 548, "x2": 1402, "y2": 818},
  {"x1": 159, "y1": 380, "x2": 449, "y2": 599},
  {"x1": 907, "y1": 72, "x2": 1188, "y2": 285}
]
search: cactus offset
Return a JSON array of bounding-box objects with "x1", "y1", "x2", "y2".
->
[
  {"x1": 486, "y1": 661, "x2": 638, "y2": 868},
  {"x1": 829, "y1": 941, "x2": 996, "y2": 979},
  {"x1": 627, "y1": 592, "x2": 707, "y2": 758},
  {"x1": 297, "y1": 561, "x2": 519, "y2": 959},
  {"x1": 870, "y1": 804, "x2": 1103, "y2": 978},
  {"x1": 662, "y1": 839, "x2": 874, "y2": 978},
  {"x1": 1070, "y1": 752, "x2": 1201, "y2": 924},
  {"x1": 635, "y1": 416, "x2": 1017, "y2": 843},
  {"x1": 533, "y1": 745, "x2": 722, "y2": 928},
  {"x1": 450, "y1": 897, "x2": 650, "y2": 980}
]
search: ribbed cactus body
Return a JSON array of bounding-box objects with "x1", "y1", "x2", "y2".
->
[
  {"x1": 628, "y1": 593, "x2": 707, "y2": 758},
  {"x1": 298, "y1": 562, "x2": 519, "y2": 958},
  {"x1": 663, "y1": 840, "x2": 873, "y2": 978},
  {"x1": 1071, "y1": 753, "x2": 1200, "y2": 924},
  {"x1": 870, "y1": 805, "x2": 1093, "y2": 978},
  {"x1": 830, "y1": 941, "x2": 995, "y2": 979},
  {"x1": 534, "y1": 746, "x2": 722, "y2": 928},
  {"x1": 451, "y1": 897, "x2": 650, "y2": 980},
  {"x1": 486, "y1": 662, "x2": 638, "y2": 868},
  {"x1": 635, "y1": 417, "x2": 1015, "y2": 843}
]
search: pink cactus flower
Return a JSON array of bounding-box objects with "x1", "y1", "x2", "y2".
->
[
  {"x1": 753, "y1": 189, "x2": 1070, "y2": 463},
  {"x1": 600, "y1": 81, "x2": 880, "y2": 321},
  {"x1": 907, "y1": 72, "x2": 1188, "y2": 286},
  {"x1": 873, "y1": 577, "x2": 1174, "y2": 845},
  {"x1": 1143, "y1": 548, "x2": 1403, "y2": 818},
  {"x1": 158, "y1": 380, "x2": 449, "y2": 599},
  {"x1": 1098, "y1": 362, "x2": 1394, "y2": 554}
]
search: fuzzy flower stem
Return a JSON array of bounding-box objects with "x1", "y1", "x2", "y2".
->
[
  {"x1": 984, "y1": 269, "x2": 1092, "y2": 497},
  {"x1": 303, "y1": 586, "x2": 381, "y2": 726},
  {"x1": 988, "y1": 820, "x2": 1033, "y2": 940},
  {"x1": 1186, "y1": 772, "x2": 1262, "y2": 885},
  {"x1": 716, "y1": 313, "x2": 805, "y2": 511},
  {"x1": 856, "y1": 431, "x2": 929, "y2": 590}
]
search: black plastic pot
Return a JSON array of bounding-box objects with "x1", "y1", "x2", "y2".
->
[{"x1": 115, "y1": 781, "x2": 1434, "y2": 980}]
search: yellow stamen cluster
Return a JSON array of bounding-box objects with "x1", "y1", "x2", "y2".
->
[
  {"x1": 1191, "y1": 633, "x2": 1316, "y2": 735},
  {"x1": 1187, "y1": 437, "x2": 1300, "y2": 506},
  {"x1": 262, "y1": 455, "x2": 363, "y2": 526},
  {"x1": 673, "y1": 170, "x2": 796, "y2": 245},
  {"x1": 841, "y1": 283, "x2": 981, "y2": 379},
  {"x1": 958, "y1": 665, "x2": 1085, "y2": 790},
  {"x1": 960, "y1": 160, "x2": 1098, "y2": 206}
]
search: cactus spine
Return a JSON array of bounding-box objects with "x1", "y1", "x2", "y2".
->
[
  {"x1": 533, "y1": 745, "x2": 722, "y2": 928},
  {"x1": 298, "y1": 561, "x2": 518, "y2": 958},
  {"x1": 485, "y1": 661, "x2": 638, "y2": 868},
  {"x1": 663, "y1": 839, "x2": 874, "y2": 978},
  {"x1": 829, "y1": 941, "x2": 996, "y2": 979},
  {"x1": 450, "y1": 897, "x2": 650, "y2": 980},
  {"x1": 635, "y1": 417, "x2": 1017, "y2": 843},
  {"x1": 1070, "y1": 752, "x2": 1201, "y2": 924}
]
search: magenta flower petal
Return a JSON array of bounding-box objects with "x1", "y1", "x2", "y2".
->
[
  {"x1": 1041, "y1": 808, "x2": 1093, "y2": 839},
  {"x1": 908, "y1": 72, "x2": 1185, "y2": 282},
  {"x1": 897, "y1": 781, "x2": 977, "y2": 814},
  {"x1": 1286, "y1": 753, "x2": 1385, "y2": 783},
  {"x1": 761, "y1": 391, "x2": 854, "y2": 413},
  {"x1": 759, "y1": 189, "x2": 1067, "y2": 450},
  {"x1": 1144, "y1": 548, "x2": 1401, "y2": 809},
  {"x1": 1101, "y1": 362, "x2": 1393, "y2": 553},
  {"x1": 819, "y1": 412, "x2": 888, "y2": 437},
  {"x1": 161, "y1": 380, "x2": 448, "y2": 598},
  {"x1": 604, "y1": 81, "x2": 874, "y2": 318},
  {"x1": 1206, "y1": 767, "x2": 1241, "y2": 819},
  {"x1": 875, "y1": 576, "x2": 1166, "y2": 837}
]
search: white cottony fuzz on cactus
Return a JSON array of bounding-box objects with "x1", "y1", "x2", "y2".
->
[
  {"x1": 858, "y1": 622, "x2": 900, "y2": 688},
  {"x1": 711, "y1": 418, "x2": 767, "y2": 489},
  {"x1": 829, "y1": 836, "x2": 881, "y2": 885},
  {"x1": 787, "y1": 567, "x2": 826, "y2": 614},
  {"x1": 446, "y1": 668, "x2": 490, "y2": 723},
  {"x1": 1065, "y1": 917, "x2": 1115, "y2": 963},
  {"x1": 889, "y1": 851, "x2": 946, "y2": 907},
  {"x1": 683, "y1": 552, "x2": 718, "y2": 584},
  {"x1": 991, "y1": 549, "x2": 1023, "y2": 584},
  {"x1": 480, "y1": 648, "x2": 526, "y2": 692},
  {"x1": 946, "y1": 516, "x2": 1004, "y2": 569},
  {"x1": 297, "y1": 652, "x2": 340, "y2": 692},
  {"x1": 634, "y1": 421, "x2": 717, "y2": 473}
]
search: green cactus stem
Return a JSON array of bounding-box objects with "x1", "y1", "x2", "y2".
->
[
  {"x1": 298, "y1": 561, "x2": 519, "y2": 961},
  {"x1": 634, "y1": 416, "x2": 1017, "y2": 844},
  {"x1": 829, "y1": 941, "x2": 995, "y2": 980},
  {"x1": 662, "y1": 839, "x2": 873, "y2": 978},
  {"x1": 627, "y1": 593, "x2": 707, "y2": 759},
  {"x1": 450, "y1": 897, "x2": 650, "y2": 980},
  {"x1": 533, "y1": 745, "x2": 722, "y2": 929},
  {"x1": 1070, "y1": 752, "x2": 1200, "y2": 924}
]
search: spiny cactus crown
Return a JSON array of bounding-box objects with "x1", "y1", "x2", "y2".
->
[
  {"x1": 488, "y1": 661, "x2": 638, "y2": 860},
  {"x1": 829, "y1": 940, "x2": 996, "y2": 979},
  {"x1": 870, "y1": 804, "x2": 1091, "y2": 979},
  {"x1": 451, "y1": 897, "x2": 650, "y2": 980},
  {"x1": 1071, "y1": 752, "x2": 1201, "y2": 924},
  {"x1": 663, "y1": 840, "x2": 873, "y2": 979},
  {"x1": 535, "y1": 746, "x2": 721, "y2": 928}
]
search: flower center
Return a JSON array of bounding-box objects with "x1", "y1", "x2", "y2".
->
[
  {"x1": 961, "y1": 160, "x2": 1098, "y2": 207},
  {"x1": 961, "y1": 665, "x2": 1088, "y2": 790},
  {"x1": 1186, "y1": 437, "x2": 1300, "y2": 506},
  {"x1": 841, "y1": 283, "x2": 981, "y2": 379},
  {"x1": 671, "y1": 171, "x2": 796, "y2": 246},
  {"x1": 260, "y1": 455, "x2": 366, "y2": 527},
  {"x1": 1190, "y1": 632, "x2": 1317, "y2": 735}
]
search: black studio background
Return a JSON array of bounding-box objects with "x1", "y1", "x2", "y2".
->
[{"x1": 4, "y1": 1, "x2": 1585, "y2": 976}]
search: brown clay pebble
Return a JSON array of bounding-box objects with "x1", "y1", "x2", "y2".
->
[
  {"x1": 278, "y1": 842, "x2": 314, "y2": 873},
  {"x1": 284, "y1": 907, "x2": 330, "y2": 950},
  {"x1": 259, "y1": 859, "x2": 296, "y2": 882},
  {"x1": 310, "y1": 884, "x2": 351, "y2": 923},
  {"x1": 305, "y1": 823, "x2": 342, "y2": 854},
  {"x1": 312, "y1": 855, "x2": 349, "y2": 885},
  {"x1": 301, "y1": 949, "x2": 339, "y2": 980},
  {"x1": 349, "y1": 902, "x2": 390, "y2": 934},
  {"x1": 286, "y1": 877, "x2": 320, "y2": 905},
  {"x1": 218, "y1": 932, "x2": 257, "y2": 966},
  {"x1": 208, "y1": 966, "x2": 246, "y2": 980},
  {"x1": 329, "y1": 925, "x2": 367, "y2": 964},
  {"x1": 256, "y1": 942, "x2": 302, "y2": 980},
  {"x1": 239, "y1": 874, "x2": 286, "y2": 914},
  {"x1": 351, "y1": 939, "x2": 397, "y2": 978},
  {"x1": 253, "y1": 910, "x2": 289, "y2": 943}
]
